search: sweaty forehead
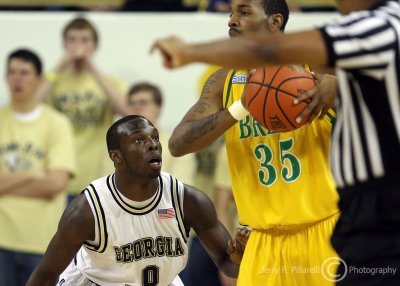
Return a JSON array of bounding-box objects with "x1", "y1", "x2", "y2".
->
[{"x1": 117, "y1": 118, "x2": 156, "y2": 136}]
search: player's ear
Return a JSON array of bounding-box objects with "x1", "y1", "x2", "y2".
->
[
  {"x1": 109, "y1": 150, "x2": 123, "y2": 166},
  {"x1": 267, "y1": 14, "x2": 283, "y2": 32}
]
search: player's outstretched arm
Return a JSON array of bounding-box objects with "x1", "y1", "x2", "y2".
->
[
  {"x1": 183, "y1": 184, "x2": 241, "y2": 277},
  {"x1": 26, "y1": 194, "x2": 95, "y2": 286},
  {"x1": 169, "y1": 68, "x2": 238, "y2": 156},
  {"x1": 152, "y1": 30, "x2": 328, "y2": 70}
]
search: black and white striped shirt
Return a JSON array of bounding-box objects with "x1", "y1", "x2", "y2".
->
[{"x1": 320, "y1": 0, "x2": 400, "y2": 190}]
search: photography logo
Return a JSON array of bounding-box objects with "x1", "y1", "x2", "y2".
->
[{"x1": 321, "y1": 257, "x2": 347, "y2": 282}]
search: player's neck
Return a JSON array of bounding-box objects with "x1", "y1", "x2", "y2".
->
[{"x1": 114, "y1": 172, "x2": 159, "y2": 202}]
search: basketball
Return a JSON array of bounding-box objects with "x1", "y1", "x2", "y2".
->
[{"x1": 244, "y1": 65, "x2": 315, "y2": 132}]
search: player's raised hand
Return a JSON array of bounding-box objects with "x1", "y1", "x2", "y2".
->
[
  {"x1": 150, "y1": 36, "x2": 190, "y2": 69},
  {"x1": 294, "y1": 73, "x2": 337, "y2": 124},
  {"x1": 227, "y1": 227, "x2": 251, "y2": 264}
]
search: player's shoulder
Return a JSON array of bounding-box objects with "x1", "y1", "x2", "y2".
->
[
  {"x1": 205, "y1": 67, "x2": 230, "y2": 86},
  {"x1": 213, "y1": 67, "x2": 230, "y2": 79},
  {"x1": 89, "y1": 174, "x2": 111, "y2": 191}
]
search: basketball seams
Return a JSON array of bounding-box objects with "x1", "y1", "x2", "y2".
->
[
  {"x1": 275, "y1": 85, "x2": 298, "y2": 129},
  {"x1": 248, "y1": 75, "x2": 314, "y2": 97},
  {"x1": 275, "y1": 76, "x2": 315, "y2": 129},
  {"x1": 244, "y1": 65, "x2": 315, "y2": 132},
  {"x1": 262, "y1": 66, "x2": 285, "y2": 129},
  {"x1": 247, "y1": 67, "x2": 265, "y2": 109}
]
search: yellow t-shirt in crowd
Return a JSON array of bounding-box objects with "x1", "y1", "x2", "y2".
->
[
  {"x1": 223, "y1": 69, "x2": 339, "y2": 229},
  {"x1": 0, "y1": 104, "x2": 76, "y2": 254},
  {"x1": 159, "y1": 130, "x2": 196, "y2": 186},
  {"x1": 48, "y1": 72, "x2": 127, "y2": 194}
]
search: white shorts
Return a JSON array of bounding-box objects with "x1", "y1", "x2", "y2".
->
[{"x1": 58, "y1": 259, "x2": 184, "y2": 286}]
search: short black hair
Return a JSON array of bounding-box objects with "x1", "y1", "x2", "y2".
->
[
  {"x1": 262, "y1": 0, "x2": 289, "y2": 31},
  {"x1": 128, "y1": 82, "x2": 163, "y2": 107},
  {"x1": 106, "y1": 115, "x2": 149, "y2": 151},
  {"x1": 7, "y1": 49, "x2": 42, "y2": 75}
]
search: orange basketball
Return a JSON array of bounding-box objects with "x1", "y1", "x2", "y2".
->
[{"x1": 244, "y1": 65, "x2": 315, "y2": 132}]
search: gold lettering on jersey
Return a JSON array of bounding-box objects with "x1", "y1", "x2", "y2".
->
[
  {"x1": 114, "y1": 236, "x2": 185, "y2": 263},
  {"x1": 164, "y1": 237, "x2": 174, "y2": 257},
  {"x1": 239, "y1": 115, "x2": 274, "y2": 139},
  {"x1": 143, "y1": 237, "x2": 156, "y2": 258}
]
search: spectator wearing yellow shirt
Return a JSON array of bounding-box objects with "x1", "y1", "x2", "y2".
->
[
  {"x1": 126, "y1": 82, "x2": 196, "y2": 184},
  {"x1": 0, "y1": 49, "x2": 76, "y2": 286},
  {"x1": 36, "y1": 17, "x2": 128, "y2": 202}
]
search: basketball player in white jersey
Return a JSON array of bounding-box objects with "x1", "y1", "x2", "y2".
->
[{"x1": 26, "y1": 115, "x2": 245, "y2": 286}]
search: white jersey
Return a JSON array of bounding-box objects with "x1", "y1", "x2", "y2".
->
[{"x1": 59, "y1": 172, "x2": 189, "y2": 286}]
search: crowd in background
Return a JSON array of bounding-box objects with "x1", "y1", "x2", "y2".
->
[
  {"x1": 0, "y1": 15, "x2": 238, "y2": 286},
  {"x1": 0, "y1": 0, "x2": 336, "y2": 12}
]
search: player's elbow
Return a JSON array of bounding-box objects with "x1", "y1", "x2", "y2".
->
[{"x1": 168, "y1": 137, "x2": 186, "y2": 157}]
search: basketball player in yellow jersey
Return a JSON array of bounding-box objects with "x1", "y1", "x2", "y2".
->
[{"x1": 163, "y1": 0, "x2": 340, "y2": 285}]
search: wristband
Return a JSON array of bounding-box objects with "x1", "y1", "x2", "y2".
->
[
  {"x1": 228, "y1": 100, "x2": 249, "y2": 121},
  {"x1": 45, "y1": 71, "x2": 59, "y2": 83}
]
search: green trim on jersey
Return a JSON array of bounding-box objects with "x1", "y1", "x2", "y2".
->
[{"x1": 224, "y1": 71, "x2": 236, "y2": 109}]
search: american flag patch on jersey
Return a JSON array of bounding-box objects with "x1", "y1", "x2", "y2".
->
[{"x1": 157, "y1": 208, "x2": 175, "y2": 219}]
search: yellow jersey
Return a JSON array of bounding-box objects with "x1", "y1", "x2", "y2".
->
[
  {"x1": 0, "y1": 104, "x2": 76, "y2": 254},
  {"x1": 48, "y1": 72, "x2": 127, "y2": 194},
  {"x1": 223, "y1": 69, "x2": 338, "y2": 228}
]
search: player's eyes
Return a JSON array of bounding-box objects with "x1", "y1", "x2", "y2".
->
[
  {"x1": 241, "y1": 12, "x2": 251, "y2": 16},
  {"x1": 135, "y1": 138, "x2": 144, "y2": 143}
]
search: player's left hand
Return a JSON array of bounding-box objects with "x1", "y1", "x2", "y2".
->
[
  {"x1": 294, "y1": 73, "x2": 337, "y2": 124},
  {"x1": 150, "y1": 36, "x2": 190, "y2": 69},
  {"x1": 227, "y1": 227, "x2": 251, "y2": 264}
]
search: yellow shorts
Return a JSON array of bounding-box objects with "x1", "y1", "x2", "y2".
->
[{"x1": 238, "y1": 213, "x2": 339, "y2": 286}]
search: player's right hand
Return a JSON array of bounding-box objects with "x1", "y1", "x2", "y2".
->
[
  {"x1": 294, "y1": 73, "x2": 337, "y2": 123},
  {"x1": 150, "y1": 36, "x2": 189, "y2": 69},
  {"x1": 227, "y1": 227, "x2": 251, "y2": 264}
]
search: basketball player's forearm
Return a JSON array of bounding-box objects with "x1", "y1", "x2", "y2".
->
[
  {"x1": 26, "y1": 271, "x2": 58, "y2": 286},
  {"x1": 219, "y1": 255, "x2": 240, "y2": 278},
  {"x1": 169, "y1": 111, "x2": 236, "y2": 156}
]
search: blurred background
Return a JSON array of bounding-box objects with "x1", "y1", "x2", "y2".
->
[{"x1": 0, "y1": 0, "x2": 338, "y2": 131}]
